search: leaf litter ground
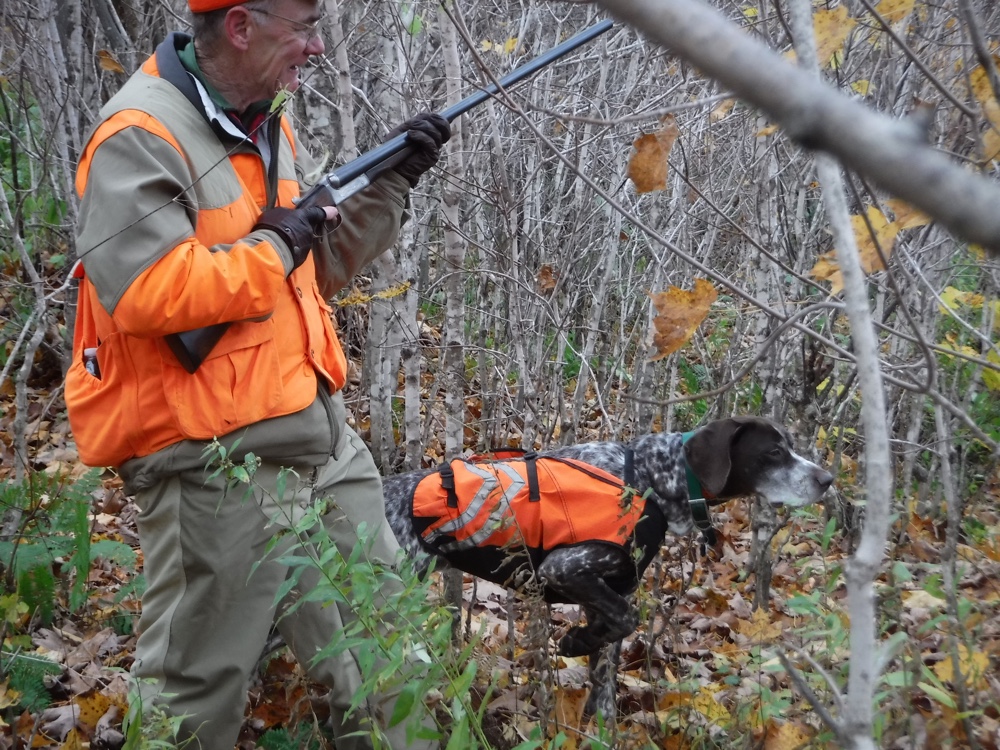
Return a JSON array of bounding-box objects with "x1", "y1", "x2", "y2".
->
[{"x1": 2, "y1": 403, "x2": 1000, "y2": 748}]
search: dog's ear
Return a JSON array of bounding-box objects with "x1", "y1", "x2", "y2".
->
[{"x1": 683, "y1": 419, "x2": 748, "y2": 497}]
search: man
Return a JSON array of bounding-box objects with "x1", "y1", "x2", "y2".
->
[{"x1": 65, "y1": 0, "x2": 449, "y2": 747}]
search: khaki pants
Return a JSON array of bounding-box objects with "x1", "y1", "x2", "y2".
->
[{"x1": 131, "y1": 418, "x2": 437, "y2": 749}]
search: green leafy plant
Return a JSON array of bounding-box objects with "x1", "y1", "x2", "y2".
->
[
  {"x1": 0, "y1": 470, "x2": 136, "y2": 625},
  {"x1": 202, "y1": 442, "x2": 504, "y2": 748},
  {"x1": 2, "y1": 651, "x2": 62, "y2": 713}
]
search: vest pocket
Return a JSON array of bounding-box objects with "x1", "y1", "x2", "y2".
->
[
  {"x1": 160, "y1": 317, "x2": 283, "y2": 439},
  {"x1": 65, "y1": 332, "x2": 136, "y2": 467}
]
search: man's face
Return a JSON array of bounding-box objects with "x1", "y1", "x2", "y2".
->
[{"x1": 245, "y1": 0, "x2": 325, "y2": 100}]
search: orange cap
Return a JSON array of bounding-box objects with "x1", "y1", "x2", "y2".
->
[{"x1": 189, "y1": 0, "x2": 244, "y2": 11}]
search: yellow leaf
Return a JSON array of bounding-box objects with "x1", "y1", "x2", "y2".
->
[
  {"x1": 96, "y1": 50, "x2": 125, "y2": 74},
  {"x1": 938, "y1": 285, "x2": 984, "y2": 313},
  {"x1": 479, "y1": 39, "x2": 493, "y2": 52},
  {"x1": 0, "y1": 681, "x2": 21, "y2": 710},
  {"x1": 984, "y1": 128, "x2": 1000, "y2": 163},
  {"x1": 809, "y1": 252, "x2": 844, "y2": 295},
  {"x1": 885, "y1": 197, "x2": 931, "y2": 230},
  {"x1": 933, "y1": 644, "x2": 991, "y2": 689},
  {"x1": 983, "y1": 349, "x2": 1000, "y2": 392},
  {"x1": 58, "y1": 729, "x2": 86, "y2": 750},
  {"x1": 711, "y1": 98, "x2": 735, "y2": 122},
  {"x1": 756, "y1": 123, "x2": 779, "y2": 137},
  {"x1": 813, "y1": 7, "x2": 856, "y2": 67},
  {"x1": 657, "y1": 689, "x2": 731, "y2": 725},
  {"x1": 503, "y1": 37, "x2": 518, "y2": 54},
  {"x1": 874, "y1": 0, "x2": 915, "y2": 23},
  {"x1": 848, "y1": 206, "x2": 899, "y2": 273},
  {"x1": 970, "y1": 57, "x2": 1000, "y2": 132},
  {"x1": 75, "y1": 691, "x2": 112, "y2": 730},
  {"x1": 627, "y1": 115, "x2": 680, "y2": 194},
  {"x1": 647, "y1": 278, "x2": 717, "y2": 361},
  {"x1": 743, "y1": 6, "x2": 759, "y2": 18},
  {"x1": 851, "y1": 79, "x2": 872, "y2": 96},
  {"x1": 735, "y1": 607, "x2": 783, "y2": 641}
]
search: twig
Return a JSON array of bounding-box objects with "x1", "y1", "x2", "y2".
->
[
  {"x1": 778, "y1": 651, "x2": 849, "y2": 745},
  {"x1": 855, "y1": 0, "x2": 977, "y2": 119}
]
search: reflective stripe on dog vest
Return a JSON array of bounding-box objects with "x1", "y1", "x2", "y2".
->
[{"x1": 412, "y1": 453, "x2": 645, "y2": 557}]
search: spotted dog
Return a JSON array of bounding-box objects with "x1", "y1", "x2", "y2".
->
[{"x1": 381, "y1": 417, "x2": 833, "y2": 718}]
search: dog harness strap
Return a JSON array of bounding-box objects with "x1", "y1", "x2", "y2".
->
[
  {"x1": 680, "y1": 431, "x2": 718, "y2": 551},
  {"x1": 679, "y1": 431, "x2": 706, "y2": 502},
  {"x1": 439, "y1": 463, "x2": 459, "y2": 508},
  {"x1": 688, "y1": 497, "x2": 717, "y2": 546},
  {"x1": 524, "y1": 451, "x2": 541, "y2": 502}
]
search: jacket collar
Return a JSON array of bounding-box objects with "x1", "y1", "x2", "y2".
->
[{"x1": 154, "y1": 32, "x2": 266, "y2": 146}]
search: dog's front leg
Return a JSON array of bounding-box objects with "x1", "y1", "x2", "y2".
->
[
  {"x1": 585, "y1": 640, "x2": 622, "y2": 720},
  {"x1": 537, "y1": 549, "x2": 638, "y2": 657}
]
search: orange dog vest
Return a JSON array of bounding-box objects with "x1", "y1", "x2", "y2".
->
[{"x1": 411, "y1": 452, "x2": 666, "y2": 591}]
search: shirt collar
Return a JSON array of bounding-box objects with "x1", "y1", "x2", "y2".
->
[{"x1": 177, "y1": 40, "x2": 275, "y2": 140}]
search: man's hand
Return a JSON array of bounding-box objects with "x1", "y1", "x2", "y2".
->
[
  {"x1": 384, "y1": 112, "x2": 451, "y2": 187},
  {"x1": 253, "y1": 206, "x2": 338, "y2": 272}
]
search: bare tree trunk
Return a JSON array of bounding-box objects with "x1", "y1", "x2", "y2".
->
[
  {"x1": 785, "y1": 2, "x2": 893, "y2": 746},
  {"x1": 437, "y1": 3, "x2": 468, "y2": 627}
]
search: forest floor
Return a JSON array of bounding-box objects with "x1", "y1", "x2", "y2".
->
[{"x1": 2, "y1": 372, "x2": 1000, "y2": 749}]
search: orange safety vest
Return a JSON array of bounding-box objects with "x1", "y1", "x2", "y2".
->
[
  {"x1": 65, "y1": 43, "x2": 345, "y2": 467},
  {"x1": 411, "y1": 452, "x2": 665, "y2": 590}
]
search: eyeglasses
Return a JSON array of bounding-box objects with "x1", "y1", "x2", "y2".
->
[{"x1": 249, "y1": 7, "x2": 326, "y2": 39}]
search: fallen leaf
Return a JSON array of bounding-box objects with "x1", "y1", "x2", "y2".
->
[
  {"x1": 933, "y1": 644, "x2": 991, "y2": 689},
  {"x1": 761, "y1": 717, "x2": 812, "y2": 749}
]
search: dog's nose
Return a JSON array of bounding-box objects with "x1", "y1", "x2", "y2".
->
[{"x1": 816, "y1": 469, "x2": 834, "y2": 493}]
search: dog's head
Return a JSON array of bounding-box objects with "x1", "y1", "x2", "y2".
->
[{"x1": 684, "y1": 417, "x2": 833, "y2": 507}]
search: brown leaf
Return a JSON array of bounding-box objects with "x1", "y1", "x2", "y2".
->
[
  {"x1": 552, "y1": 686, "x2": 588, "y2": 730},
  {"x1": 537, "y1": 264, "x2": 558, "y2": 294},
  {"x1": 647, "y1": 278, "x2": 717, "y2": 361},
  {"x1": 627, "y1": 115, "x2": 680, "y2": 194},
  {"x1": 40, "y1": 704, "x2": 79, "y2": 742},
  {"x1": 761, "y1": 718, "x2": 812, "y2": 750}
]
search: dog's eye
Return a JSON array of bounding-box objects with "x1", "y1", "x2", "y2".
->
[{"x1": 768, "y1": 447, "x2": 784, "y2": 458}]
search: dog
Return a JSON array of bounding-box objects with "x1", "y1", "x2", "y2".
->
[{"x1": 382, "y1": 417, "x2": 833, "y2": 718}]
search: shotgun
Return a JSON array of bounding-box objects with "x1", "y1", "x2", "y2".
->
[{"x1": 166, "y1": 18, "x2": 614, "y2": 373}]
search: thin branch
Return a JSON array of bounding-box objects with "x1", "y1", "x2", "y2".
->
[
  {"x1": 854, "y1": 0, "x2": 977, "y2": 119},
  {"x1": 778, "y1": 651, "x2": 849, "y2": 745}
]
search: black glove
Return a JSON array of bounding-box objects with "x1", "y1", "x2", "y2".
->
[
  {"x1": 384, "y1": 112, "x2": 451, "y2": 187},
  {"x1": 253, "y1": 206, "x2": 328, "y2": 272}
]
